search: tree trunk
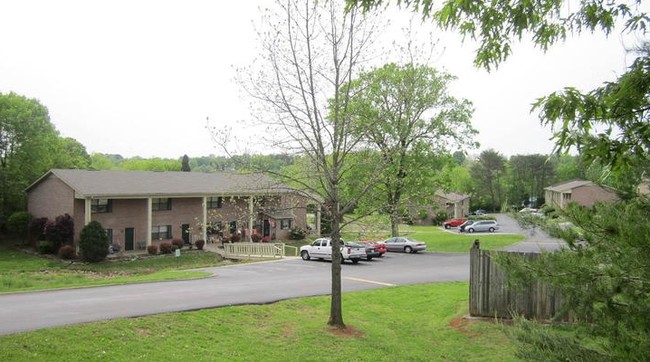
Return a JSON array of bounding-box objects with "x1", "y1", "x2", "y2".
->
[
  {"x1": 390, "y1": 212, "x2": 400, "y2": 237},
  {"x1": 327, "y1": 206, "x2": 345, "y2": 328}
]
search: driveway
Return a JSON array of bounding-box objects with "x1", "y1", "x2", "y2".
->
[
  {"x1": 0, "y1": 252, "x2": 468, "y2": 336},
  {"x1": 493, "y1": 213, "x2": 567, "y2": 252},
  {"x1": 442, "y1": 213, "x2": 567, "y2": 252}
]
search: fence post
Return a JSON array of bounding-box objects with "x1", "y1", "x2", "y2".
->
[{"x1": 469, "y1": 239, "x2": 480, "y2": 316}]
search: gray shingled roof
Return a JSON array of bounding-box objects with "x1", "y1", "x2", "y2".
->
[
  {"x1": 435, "y1": 190, "x2": 470, "y2": 202},
  {"x1": 28, "y1": 169, "x2": 300, "y2": 198},
  {"x1": 544, "y1": 179, "x2": 593, "y2": 193}
]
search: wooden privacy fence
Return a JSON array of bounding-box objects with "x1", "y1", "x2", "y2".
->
[
  {"x1": 223, "y1": 242, "x2": 287, "y2": 259},
  {"x1": 469, "y1": 241, "x2": 569, "y2": 321}
]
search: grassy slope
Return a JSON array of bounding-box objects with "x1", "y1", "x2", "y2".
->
[
  {"x1": 0, "y1": 282, "x2": 518, "y2": 362},
  {"x1": 0, "y1": 246, "x2": 217, "y2": 293}
]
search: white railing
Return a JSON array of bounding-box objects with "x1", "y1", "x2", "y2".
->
[{"x1": 223, "y1": 242, "x2": 286, "y2": 259}]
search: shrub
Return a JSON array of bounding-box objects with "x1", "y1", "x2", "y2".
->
[
  {"x1": 79, "y1": 220, "x2": 109, "y2": 263},
  {"x1": 289, "y1": 227, "x2": 306, "y2": 240},
  {"x1": 38, "y1": 241, "x2": 55, "y2": 254},
  {"x1": 29, "y1": 217, "x2": 48, "y2": 242},
  {"x1": 432, "y1": 211, "x2": 448, "y2": 225},
  {"x1": 195, "y1": 239, "x2": 205, "y2": 250},
  {"x1": 147, "y1": 244, "x2": 158, "y2": 255},
  {"x1": 222, "y1": 236, "x2": 231, "y2": 243},
  {"x1": 171, "y1": 239, "x2": 184, "y2": 250},
  {"x1": 262, "y1": 236, "x2": 272, "y2": 242},
  {"x1": 44, "y1": 214, "x2": 75, "y2": 252},
  {"x1": 230, "y1": 234, "x2": 241, "y2": 242},
  {"x1": 7, "y1": 211, "x2": 32, "y2": 240},
  {"x1": 159, "y1": 242, "x2": 173, "y2": 254},
  {"x1": 58, "y1": 244, "x2": 76, "y2": 260},
  {"x1": 251, "y1": 233, "x2": 262, "y2": 242}
]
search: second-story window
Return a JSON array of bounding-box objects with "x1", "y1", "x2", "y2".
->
[
  {"x1": 152, "y1": 198, "x2": 172, "y2": 211},
  {"x1": 91, "y1": 199, "x2": 112, "y2": 213},
  {"x1": 207, "y1": 196, "x2": 223, "y2": 209}
]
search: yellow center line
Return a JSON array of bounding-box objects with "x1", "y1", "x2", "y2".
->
[{"x1": 344, "y1": 277, "x2": 396, "y2": 287}]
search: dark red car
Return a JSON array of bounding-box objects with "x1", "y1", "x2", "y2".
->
[
  {"x1": 443, "y1": 218, "x2": 467, "y2": 229},
  {"x1": 360, "y1": 241, "x2": 387, "y2": 257}
]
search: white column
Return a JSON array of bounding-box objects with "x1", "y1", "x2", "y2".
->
[
  {"x1": 248, "y1": 196, "x2": 254, "y2": 242},
  {"x1": 84, "y1": 198, "x2": 92, "y2": 225},
  {"x1": 147, "y1": 198, "x2": 153, "y2": 247},
  {"x1": 202, "y1": 196, "x2": 208, "y2": 242}
]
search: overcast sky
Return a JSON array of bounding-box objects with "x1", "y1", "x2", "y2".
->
[{"x1": 0, "y1": 0, "x2": 638, "y2": 159}]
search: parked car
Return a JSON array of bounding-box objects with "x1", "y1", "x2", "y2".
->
[
  {"x1": 469, "y1": 209, "x2": 487, "y2": 216},
  {"x1": 349, "y1": 242, "x2": 381, "y2": 260},
  {"x1": 443, "y1": 218, "x2": 467, "y2": 229},
  {"x1": 381, "y1": 237, "x2": 427, "y2": 253},
  {"x1": 458, "y1": 219, "x2": 476, "y2": 232},
  {"x1": 361, "y1": 241, "x2": 387, "y2": 257},
  {"x1": 465, "y1": 220, "x2": 499, "y2": 233},
  {"x1": 300, "y1": 238, "x2": 366, "y2": 263}
]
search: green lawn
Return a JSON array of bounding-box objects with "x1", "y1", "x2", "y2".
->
[
  {"x1": 0, "y1": 282, "x2": 519, "y2": 361},
  {"x1": 0, "y1": 245, "x2": 221, "y2": 293},
  {"x1": 402, "y1": 225, "x2": 525, "y2": 253}
]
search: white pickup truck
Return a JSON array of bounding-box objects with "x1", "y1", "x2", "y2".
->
[{"x1": 300, "y1": 238, "x2": 366, "y2": 264}]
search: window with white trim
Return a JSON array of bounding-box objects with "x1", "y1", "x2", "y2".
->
[
  {"x1": 91, "y1": 199, "x2": 112, "y2": 213},
  {"x1": 280, "y1": 219, "x2": 293, "y2": 230},
  {"x1": 152, "y1": 225, "x2": 172, "y2": 240},
  {"x1": 152, "y1": 198, "x2": 172, "y2": 211},
  {"x1": 207, "y1": 197, "x2": 223, "y2": 209}
]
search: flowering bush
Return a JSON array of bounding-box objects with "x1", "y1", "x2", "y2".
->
[
  {"x1": 159, "y1": 242, "x2": 173, "y2": 254},
  {"x1": 58, "y1": 244, "x2": 76, "y2": 260},
  {"x1": 171, "y1": 239, "x2": 184, "y2": 250},
  {"x1": 147, "y1": 244, "x2": 158, "y2": 255}
]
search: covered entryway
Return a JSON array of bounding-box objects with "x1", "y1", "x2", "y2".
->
[{"x1": 181, "y1": 224, "x2": 190, "y2": 244}]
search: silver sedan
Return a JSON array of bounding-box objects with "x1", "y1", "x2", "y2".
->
[{"x1": 382, "y1": 237, "x2": 427, "y2": 253}]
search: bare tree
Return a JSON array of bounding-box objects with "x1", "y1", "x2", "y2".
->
[{"x1": 238, "y1": 0, "x2": 383, "y2": 328}]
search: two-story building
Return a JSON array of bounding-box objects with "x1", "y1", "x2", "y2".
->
[
  {"x1": 26, "y1": 169, "x2": 317, "y2": 250},
  {"x1": 544, "y1": 179, "x2": 619, "y2": 210}
]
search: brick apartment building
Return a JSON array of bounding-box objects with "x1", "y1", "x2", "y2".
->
[
  {"x1": 544, "y1": 179, "x2": 619, "y2": 210},
  {"x1": 26, "y1": 169, "x2": 317, "y2": 250}
]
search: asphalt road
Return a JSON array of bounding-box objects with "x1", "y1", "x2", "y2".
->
[{"x1": 0, "y1": 251, "x2": 468, "y2": 336}]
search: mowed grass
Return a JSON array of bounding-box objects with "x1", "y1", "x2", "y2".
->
[
  {"x1": 0, "y1": 245, "x2": 221, "y2": 293},
  {"x1": 0, "y1": 282, "x2": 518, "y2": 362},
  {"x1": 402, "y1": 225, "x2": 525, "y2": 253}
]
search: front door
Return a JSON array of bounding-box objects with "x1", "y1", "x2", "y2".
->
[
  {"x1": 263, "y1": 219, "x2": 271, "y2": 237},
  {"x1": 181, "y1": 224, "x2": 190, "y2": 244},
  {"x1": 125, "y1": 228, "x2": 135, "y2": 251}
]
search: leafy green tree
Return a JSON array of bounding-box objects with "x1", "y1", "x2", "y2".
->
[
  {"x1": 121, "y1": 157, "x2": 181, "y2": 171},
  {"x1": 348, "y1": 0, "x2": 649, "y2": 171},
  {"x1": 89, "y1": 153, "x2": 116, "y2": 170},
  {"x1": 79, "y1": 220, "x2": 109, "y2": 263},
  {"x1": 502, "y1": 199, "x2": 650, "y2": 361},
  {"x1": 6, "y1": 211, "x2": 32, "y2": 241},
  {"x1": 345, "y1": 63, "x2": 476, "y2": 235},
  {"x1": 470, "y1": 149, "x2": 506, "y2": 211},
  {"x1": 0, "y1": 92, "x2": 60, "y2": 219},
  {"x1": 507, "y1": 154, "x2": 555, "y2": 207},
  {"x1": 53, "y1": 137, "x2": 91, "y2": 169}
]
